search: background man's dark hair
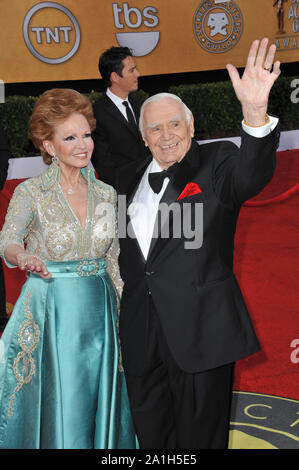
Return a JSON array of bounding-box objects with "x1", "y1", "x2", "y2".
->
[{"x1": 98, "y1": 46, "x2": 133, "y2": 88}]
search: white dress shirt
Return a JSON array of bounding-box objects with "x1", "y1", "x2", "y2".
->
[
  {"x1": 106, "y1": 88, "x2": 136, "y2": 123},
  {"x1": 129, "y1": 116, "x2": 278, "y2": 260},
  {"x1": 129, "y1": 158, "x2": 168, "y2": 259}
]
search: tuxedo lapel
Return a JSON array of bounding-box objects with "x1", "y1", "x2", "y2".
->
[
  {"x1": 126, "y1": 156, "x2": 152, "y2": 207},
  {"x1": 103, "y1": 94, "x2": 139, "y2": 136},
  {"x1": 125, "y1": 152, "x2": 197, "y2": 212},
  {"x1": 124, "y1": 141, "x2": 203, "y2": 264},
  {"x1": 129, "y1": 96, "x2": 141, "y2": 124},
  {"x1": 147, "y1": 140, "x2": 202, "y2": 259},
  {"x1": 122, "y1": 156, "x2": 152, "y2": 266},
  {"x1": 159, "y1": 156, "x2": 197, "y2": 206}
]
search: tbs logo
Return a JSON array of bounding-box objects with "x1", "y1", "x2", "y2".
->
[{"x1": 112, "y1": 2, "x2": 160, "y2": 56}]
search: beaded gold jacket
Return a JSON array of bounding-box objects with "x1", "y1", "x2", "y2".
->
[{"x1": 0, "y1": 163, "x2": 121, "y2": 288}]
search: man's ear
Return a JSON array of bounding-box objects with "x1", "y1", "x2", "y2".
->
[
  {"x1": 110, "y1": 71, "x2": 120, "y2": 85},
  {"x1": 142, "y1": 135, "x2": 148, "y2": 148},
  {"x1": 190, "y1": 114, "x2": 195, "y2": 138}
]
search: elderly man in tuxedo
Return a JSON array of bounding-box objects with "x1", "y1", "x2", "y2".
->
[
  {"x1": 92, "y1": 46, "x2": 149, "y2": 187},
  {"x1": 116, "y1": 39, "x2": 281, "y2": 449}
]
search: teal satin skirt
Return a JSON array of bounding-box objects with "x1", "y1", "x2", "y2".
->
[{"x1": 0, "y1": 258, "x2": 137, "y2": 449}]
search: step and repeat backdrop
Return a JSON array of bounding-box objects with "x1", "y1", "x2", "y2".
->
[{"x1": 0, "y1": 0, "x2": 298, "y2": 84}]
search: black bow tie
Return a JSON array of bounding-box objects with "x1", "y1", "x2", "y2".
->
[{"x1": 148, "y1": 163, "x2": 179, "y2": 194}]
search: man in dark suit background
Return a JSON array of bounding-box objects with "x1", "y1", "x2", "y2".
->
[
  {"x1": 0, "y1": 123, "x2": 11, "y2": 331},
  {"x1": 91, "y1": 46, "x2": 149, "y2": 187},
  {"x1": 116, "y1": 38, "x2": 281, "y2": 449}
]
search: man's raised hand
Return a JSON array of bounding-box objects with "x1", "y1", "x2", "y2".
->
[{"x1": 226, "y1": 38, "x2": 281, "y2": 126}]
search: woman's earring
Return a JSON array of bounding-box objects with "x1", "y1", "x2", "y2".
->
[{"x1": 52, "y1": 153, "x2": 59, "y2": 165}]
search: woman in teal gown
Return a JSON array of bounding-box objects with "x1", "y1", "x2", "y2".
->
[{"x1": 0, "y1": 89, "x2": 137, "y2": 449}]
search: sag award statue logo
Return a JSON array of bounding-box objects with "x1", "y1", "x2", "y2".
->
[
  {"x1": 273, "y1": 0, "x2": 299, "y2": 51},
  {"x1": 273, "y1": 0, "x2": 288, "y2": 34},
  {"x1": 193, "y1": 0, "x2": 243, "y2": 53},
  {"x1": 23, "y1": 2, "x2": 80, "y2": 64}
]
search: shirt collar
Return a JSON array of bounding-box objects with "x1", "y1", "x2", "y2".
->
[
  {"x1": 148, "y1": 158, "x2": 164, "y2": 174},
  {"x1": 106, "y1": 88, "x2": 128, "y2": 107}
]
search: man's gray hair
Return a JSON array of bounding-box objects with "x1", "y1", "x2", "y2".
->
[{"x1": 139, "y1": 93, "x2": 193, "y2": 137}]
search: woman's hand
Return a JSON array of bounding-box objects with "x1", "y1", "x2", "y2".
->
[
  {"x1": 16, "y1": 253, "x2": 52, "y2": 279},
  {"x1": 4, "y1": 245, "x2": 51, "y2": 278}
]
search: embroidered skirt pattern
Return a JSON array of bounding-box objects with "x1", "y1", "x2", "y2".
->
[{"x1": 0, "y1": 259, "x2": 136, "y2": 449}]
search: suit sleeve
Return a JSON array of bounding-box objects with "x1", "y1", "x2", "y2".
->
[
  {"x1": 91, "y1": 104, "x2": 116, "y2": 184},
  {"x1": 0, "y1": 124, "x2": 11, "y2": 190},
  {"x1": 213, "y1": 123, "x2": 279, "y2": 207}
]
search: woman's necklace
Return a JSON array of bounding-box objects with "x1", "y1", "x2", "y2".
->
[{"x1": 62, "y1": 177, "x2": 85, "y2": 195}]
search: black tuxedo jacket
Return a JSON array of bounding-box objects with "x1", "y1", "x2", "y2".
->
[
  {"x1": 116, "y1": 126, "x2": 279, "y2": 376},
  {"x1": 0, "y1": 123, "x2": 10, "y2": 190},
  {"x1": 91, "y1": 93, "x2": 149, "y2": 187}
]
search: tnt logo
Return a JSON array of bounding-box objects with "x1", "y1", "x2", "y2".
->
[
  {"x1": 112, "y1": 2, "x2": 160, "y2": 56},
  {"x1": 23, "y1": 2, "x2": 80, "y2": 64}
]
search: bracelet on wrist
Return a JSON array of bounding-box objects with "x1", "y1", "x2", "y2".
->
[{"x1": 243, "y1": 114, "x2": 270, "y2": 128}]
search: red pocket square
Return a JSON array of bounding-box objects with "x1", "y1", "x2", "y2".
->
[{"x1": 177, "y1": 182, "x2": 202, "y2": 200}]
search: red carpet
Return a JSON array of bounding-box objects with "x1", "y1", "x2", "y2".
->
[{"x1": 234, "y1": 149, "x2": 299, "y2": 400}]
